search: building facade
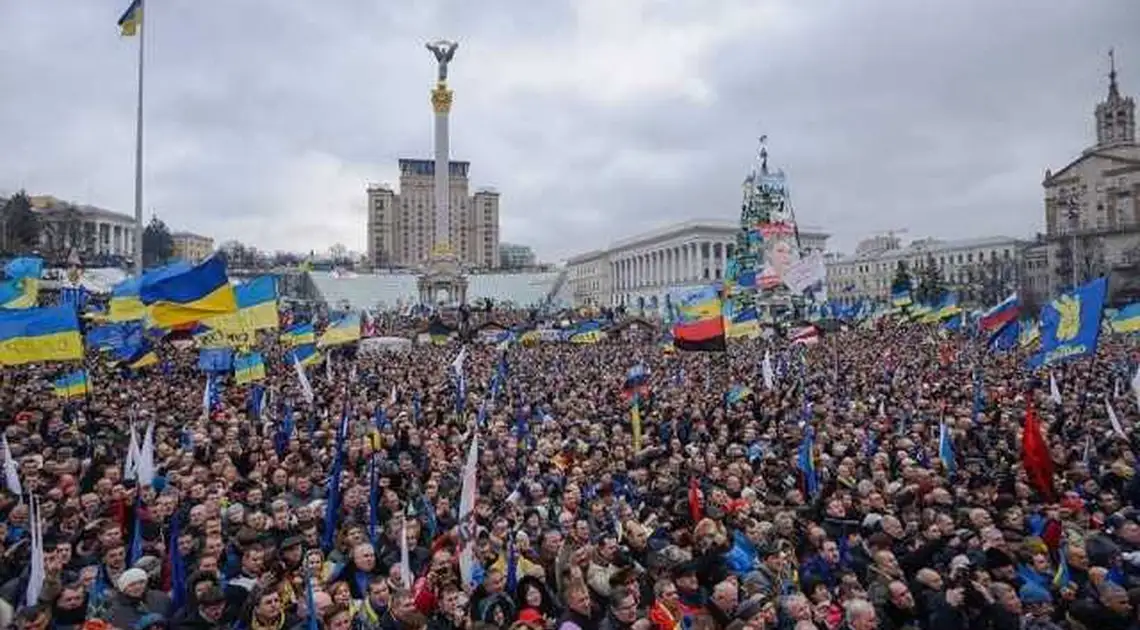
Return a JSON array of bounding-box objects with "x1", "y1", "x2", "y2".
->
[
  {"x1": 29, "y1": 195, "x2": 137, "y2": 261},
  {"x1": 1032, "y1": 52, "x2": 1140, "y2": 304},
  {"x1": 565, "y1": 219, "x2": 829, "y2": 307},
  {"x1": 367, "y1": 159, "x2": 500, "y2": 271},
  {"x1": 499, "y1": 243, "x2": 536, "y2": 269},
  {"x1": 825, "y1": 235, "x2": 1028, "y2": 306},
  {"x1": 171, "y1": 231, "x2": 215, "y2": 263}
]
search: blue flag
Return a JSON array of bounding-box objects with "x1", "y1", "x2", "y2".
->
[{"x1": 1030, "y1": 277, "x2": 1107, "y2": 368}]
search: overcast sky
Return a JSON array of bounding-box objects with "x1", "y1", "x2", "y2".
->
[{"x1": 1, "y1": 1, "x2": 1137, "y2": 261}]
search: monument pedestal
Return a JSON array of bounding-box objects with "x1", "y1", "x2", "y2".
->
[{"x1": 417, "y1": 250, "x2": 467, "y2": 306}]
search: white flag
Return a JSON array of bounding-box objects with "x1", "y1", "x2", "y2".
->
[
  {"x1": 326, "y1": 353, "x2": 333, "y2": 382},
  {"x1": 124, "y1": 424, "x2": 140, "y2": 481},
  {"x1": 202, "y1": 375, "x2": 213, "y2": 418},
  {"x1": 294, "y1": 354, "x2": 314, "y2": 404},
  {"x1": 25, "y1": 496, "x2": 43, "y2": 607},
  {"x1": 1049, "y1": 372, "x2": 1062, "y2": 406},
  {"x1": 400, "y1": 518, "x2": 413, "y2": 590},
  {"x1": 2, "y1": 436, "x2": 21, "y2": 497},
  {"x1": 1132, "y1": 365, "x2": 1140, "y2": 412},
  {"x1": 762, "y1": 351, "x2": 775, "y2": 390},
  {"x1": 137, "y1": 423, "x2": 155, "y2": 488},
  {"x1": 457, "y1": 434, "x2": 479, "y2": 588},
  {"x1": 451, "y1": 346, "x2": 468, "y2": 377},
  {"x1": 1107, "y1": 401, "x2": 1127, "y2": 439}
]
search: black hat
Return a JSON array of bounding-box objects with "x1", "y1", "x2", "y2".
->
[
  {"x1": 985, "y1": 548, "x2": 1015, "y2": 570},
  {"x1": 199, "y1": 585, "x2": 226, "y2": 605},
  {"x1": 281, "y1": 535, "x2": 304, "y2": 550},
  {"x1": 670, "y1": 560, "x2": 699, "y2": 579}
]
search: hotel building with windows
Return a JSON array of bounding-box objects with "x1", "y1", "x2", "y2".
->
[{"x1": 366, "y1": 159, "x2": 500, "y2": 270}]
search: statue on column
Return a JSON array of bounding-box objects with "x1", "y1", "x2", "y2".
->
[{"x1": 426, "y1": 40, "x2": 459, "y2": 82}]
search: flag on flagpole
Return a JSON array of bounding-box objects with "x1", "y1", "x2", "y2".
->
[
  {"x1": 124, "y1": 423, "x2": 141, "y2": 481},
  {"x1": 25, "y1": 496, "x2": 44, "y2": 607},
  {"x1": 2, "y1": 436, "x2": 22, "y2": 497},
  {"x1": 400, "y1": 517, "x2": 413, "y2": 590},
  {"x1": 1022, "y1": 402, "x2": 1055, "y2": 501},
  {"x1": 1107, "y1": 401, "x2": 1127, "y2": 439},
  {"x1": 294, "y1": 353, "x2": 314, "y2": 404},
  {"x1": 1049, "y1": 372, "x2": 1062, "y2": 406},
  {"x1": 117, "y1": 0, "x2": 143, "y2": 37},
  {"x1": 458, "y1": 434, "x2": 479, "y2": 588},
  {"x1": 137, "y1": 422, "x2": 155, "y2": 488}
]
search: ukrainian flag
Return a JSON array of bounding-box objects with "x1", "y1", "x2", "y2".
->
[
  {"x1": 725, "y1": 304, "x2": 761, "y2": 340},
  {"x1": 109, "y1": 262, "x2": 191, "y2": 323},
  {"x1": 281, "y1": 323, "x2": 315, "y2": 346},
  {"x1": 0, "y1": 306, "x2": 84, "y2": 366},
  {"x1": 1111, "y1": 303, "x2": 1140, "y2": 334},
  {"x1": 289, "y1": 343, "x2": 321, "y2": 367},
  {"x1": 54, "y1": 370, "x2": 89, "y2": 398},
  {"x1": 568, "y1": 320, "x2": 604, "y2": 344},
  {"x1": 0, "y1": 256, "x2": 44, "y2": 309},
  {"x1": 1019, "y1": 319, "x2": 1041, "y2": 349},
  {"x1": 234, "y1": 352, "x2": 267, "y2": 385},
  {"x1": 203, "y1": 276, "x2": 279, "y2": 333},
  {"x1": 318, "y1": 314, "x2": 361, "y2": 348},
  {"x1": 139, "y1": 256, "x2": 238, "y2": 329},
  {"x1": 934, "y1": 293, "x2": 962, "y2": 320},
  {"x1": 891, "y1": 286, "x2": 912, "y2": 307},
  {"x1": 676, "y1": 286, "x2": 723, "y2": 323},
  {"x1": 118, "y1": 0, "x2": 143, "y2": 37},
  {"x1": 124, "y1": 343, "x2": 159, "y2": 369}
]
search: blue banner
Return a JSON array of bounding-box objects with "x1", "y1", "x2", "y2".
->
[
  {"x1": 1030, "y1": 277, "x2": 1107, "y2": 368},
  {"x1": 198, "y1": 348, "x2": 234, "y2": 372}
]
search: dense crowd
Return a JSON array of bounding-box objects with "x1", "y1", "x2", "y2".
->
[{"x1": 1, "y1": 313, "x2": 1139, "y2": 630}]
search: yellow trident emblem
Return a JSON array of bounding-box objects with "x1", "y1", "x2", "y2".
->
[{"x1": 1054, "y1": 294, "x2": 1081, "y2": 342}]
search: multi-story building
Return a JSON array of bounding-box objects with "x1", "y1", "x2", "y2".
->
[
  {"x1": 565, "y1": 219, "x2": 829, "y2": 307},
  {"x1": 171, "y1": 231, "x2": 215, "y2": 263},
  {"x1": 366, "y1": 159, "x2": 500, "y2": 270},
  {"x1": 825, "y1": 235, "x2": 1029, "y2": 306},
  {"x1": 499, "y1": 243, "x2": 536, "y2": 269},
  {"x1": 28, "y1": 195, "x2": 137, "y2": 261},
  {"x1": 1030, "y1": 52, "x2": 1140, "y2": 304}
]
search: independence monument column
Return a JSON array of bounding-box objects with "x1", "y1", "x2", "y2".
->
[
  {"x1": 427, "y1": 39, "x2": 458, "y2": 259},
  {"x1": 418, "y1": 39, "x2": 467, "y2": 306}
]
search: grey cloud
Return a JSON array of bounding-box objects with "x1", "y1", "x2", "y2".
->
[{"x1": 1, "y1": 0, "x2": 1137, "y2": 260}]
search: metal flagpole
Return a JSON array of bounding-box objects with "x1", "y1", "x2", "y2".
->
[{"x1": 132, "y1": 0, "x2": 147, "y2": 273}]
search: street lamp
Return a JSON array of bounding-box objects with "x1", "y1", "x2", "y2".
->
[{"x1": 1061, "y1": 192, "x2": 1081, "y2": 290}]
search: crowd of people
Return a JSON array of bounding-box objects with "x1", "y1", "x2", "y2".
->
[{"x1": 1, "y1": 311, "x2": 1139, "y2": 630}]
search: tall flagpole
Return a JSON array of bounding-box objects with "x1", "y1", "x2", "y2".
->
[{"x1": 132, "y1": 0, "x2": 146, "y2": 273}]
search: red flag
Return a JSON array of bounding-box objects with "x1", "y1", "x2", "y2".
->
[
  {"x1": 1022, "y1": 401, "x2": 1055, "y2": 501},
  {"x1": 688, "y1": 478, "x2": 704, "y2": 523}
]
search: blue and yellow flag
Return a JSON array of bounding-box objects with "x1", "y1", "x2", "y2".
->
[
  {"x1": 568, "y1": 320, "x2": 604, "y2": 344},
  {"x1": 1110, "y1": 303, "x2": 1140, "y2": 334},
  {"x1": 891, "y1": 286, "x2": 912, "y2": 307},
  {"x1": 281, "y1": 323, "x2": 315, "y2": 346},
  {"x1": 234, "y1": 352, "x2": 267, "y2": 385},
  {"x1": 54, "y1": 370, "x2": 89, "y2": 398},
  {"x1": 318, "y1": 314, "x2": 361, "y2": 348},
  {"x1": 0, "y1": 256, "x2": 44, "y2": 309},
  {"x1": 0, "y1": 306, "x2": 84, "y2": 365},
  {"x1": 140, "y1": 256, "x2": 238, "y2": 329},
  {"x1": 203, "y1": 276, "x2": 278, "y2": 334},
  {"x1": 123, "y1": 342, "x2": 159, "y2": 369},
  {"x1": 118, "y1": 0, "x2": 143, "y2": 37},
  {"x1": 290, "y1": 343, "x2": 321, "y2": 367},
  {"x1": 1030, "y1": 277, "x2": 1108, "y2": 368},
  {"x1": 934, "y1": 293, "x2": 962, "y2": 320},
  {"x1": 1019, "y1": 319, "x2": 1041, "y2": 349},
  {"x1": 724, "y1": 302, "x2": 761, "y2": 340}
]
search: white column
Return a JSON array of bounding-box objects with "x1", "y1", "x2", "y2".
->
[
  {"x1": 433, "y1": 93, "x2": 451, "y2": 255},
  {"x1": 721, "y1": 242, "x2": 728, "y2": 273}
]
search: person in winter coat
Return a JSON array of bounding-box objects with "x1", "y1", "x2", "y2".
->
[
  {"x1": 173, "y1": 585, "x2": 230, "y2": 630},
  {"x1": 107, "y1": 568, "x2": 171, "y2": 630}
]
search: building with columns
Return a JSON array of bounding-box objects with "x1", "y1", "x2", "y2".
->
[
  {"x1": 28, "y1": 195, "x2": 137, "y2": 261},
  {"x1": 1024, "y1": 49, "x2": 1140, "y2": 305},
  {"x1": 565, "y1": 219, "x2": 829, "y2": 307}
]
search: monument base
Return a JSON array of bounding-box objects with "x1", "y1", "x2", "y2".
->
[{"x1": 417, "y1": 251, "x2": 468, "y2": 307}]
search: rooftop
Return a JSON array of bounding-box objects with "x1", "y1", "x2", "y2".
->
[
  {"x1": 596, "y1": 219, "x2": 829, "y2": 254},
  {"x1": 828, "y1": 235, "x2": 1030, "y2": 264},
  {"x1": 29, "y1": 195, "x2": 135, "y2": 223},
  {"x1": 309, "y1": 270, "x2": 568, "y2": 310}
]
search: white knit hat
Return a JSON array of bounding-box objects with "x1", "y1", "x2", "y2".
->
[{"x1": 117, "y1": 568, "x2": 149, "y2": 591}]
